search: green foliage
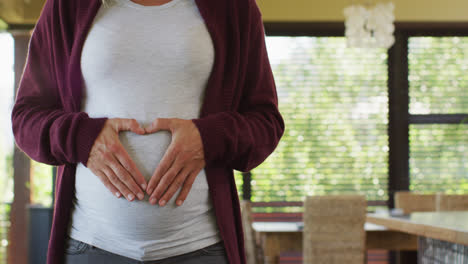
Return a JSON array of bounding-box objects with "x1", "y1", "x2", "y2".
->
[
  {"x1": 410, "y1": 123, "x2": 468, "y2": 193},
  {"x1": 0, "y1": 144, "x2": 12, "y2": 264},
  {"x1": 0, "y1": 19, "x2": 7, "y2": 31},
  {"x1": 408, "y1": 37, "x2": 468, "y2": 194},
  {"x1": 0, "y1": 203, "x2": 10, "y2": 264},
  {"x1": 409, "y1": 37, "x2": 468, "y2": 114},
  {"x1": 0, "y1": 154, "x2": 13, "y2": 203},
  {"x1": 30, "y1": 161, "x2": 53, "y2": 207},
  {"x1": 242, "y1": 37, "x2": 389, "y2": 205},
  {"x1": 234, "y1": 36, "x2": 468, "y2": 209}
]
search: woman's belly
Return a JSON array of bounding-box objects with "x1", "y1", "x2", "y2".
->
[
  {"x1": 120, "y1": 130, "x2": 172, "y2": 181},
  {"x1": 71, "y1": 130, "x2": 215, "y2": 241}
]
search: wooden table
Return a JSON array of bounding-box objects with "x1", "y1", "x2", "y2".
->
[
  {"x1": 367, "y1": 211, "x2": 468, "y2": 263},
  {"x1": 367, "y1": 211, "x2": 468, "y2": 246},
  {"x1": 253, "y1": 220, "x2": 418, "y2": 264}
]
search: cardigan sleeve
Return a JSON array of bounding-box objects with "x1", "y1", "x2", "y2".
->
[
  {"x1": 192, "y1": 10, "x2": 285, "y2": 172},
  {"x1": 11, "y1": 0, "x2": 107, "y2": 166}
]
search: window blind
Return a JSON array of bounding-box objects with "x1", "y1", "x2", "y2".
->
[
  {"x1": 410, "y1": 124, "x2": 468, "y2": 192},
  {"x1": 408, "y1": 37, "x2": 468, "y2": 193},
  {"x1": 236, "y1": 37, "x2": 389, "y2": 204},
  {"x1": 409, "y1": 37, "x2": 468, "y2": 114}
]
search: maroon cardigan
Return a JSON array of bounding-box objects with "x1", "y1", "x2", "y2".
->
[{"x1": 11, "y1": 0, "x2": 284, "y2": 263}]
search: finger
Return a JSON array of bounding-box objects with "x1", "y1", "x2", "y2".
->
[
  {"x1": 146, "y1": 144, "x2": 177, "y2": 195},
  {"x1": 94, "y1": 169, "x2": 121, "y2": 198},
  {"x1": 114, "y1": 118, "x2": 145, "y2": 135},
  {"x1": 111, "y1": 142, "x2": 147, "y2": 192},
  {"x1": 102, "y1": 166, "x2": 135, "y2": 202},
  {"x1": 175, "y1": 167, "x2": 202, "y2": 206},
  {"x1": 106, "y1": 153, "x2": 145, "y2": 201},
  {"x1": 158, "y1": 165, "x2": 193, "y2": 207},
  {"x1": 145, "y1": 118, "x2": 173, "y2": 134},
  {"x1": 148, "y1": 159, "x2": 183, "y2": 205}
]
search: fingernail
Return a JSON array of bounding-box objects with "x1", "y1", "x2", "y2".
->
[
  {"x1": 128, "y1": 194, "x2": 135, "y2": 201},
  {"x1": 137, "y1": 193, "x2": 144, "y2": 200},
  {"x1": 147, "y1": 188, "x2": 153, "y2": 195},
  {"x1": 159, "y1": 200, "x2": 166, "y2": 206},
  {"x1": 150, "y1": 198, "x2": 157, "y2": 204},
  {"x1": 115, "y1": 192, "x2": 121, "y2": 198},
  {"x1": 141, "y1": 184, "x2": 147, "y2": 190},
  {"x1": 176, "y1": 200, "x2": 183, "y2": 206}
]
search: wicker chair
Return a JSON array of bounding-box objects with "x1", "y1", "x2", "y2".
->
[
  {"x1": 436, "y1": 194, "x2": 468, "y2": 211},
  {"x1": 240, "y1": 200, "x2": 259, "y2": 264},
  {"x1": 394, "y1": 191, "x2": 436, "y2": 214},
  {"x1": 303, "y1": 195, "x2": 366, "y2": 264}
]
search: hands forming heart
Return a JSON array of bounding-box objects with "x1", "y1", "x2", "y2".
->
[
  {"x1": 86, "y1": 117, "x2": 205, "y2": 207},
  {"x1": 144, "y1": 118, "x2": 206, "y2": 207}
]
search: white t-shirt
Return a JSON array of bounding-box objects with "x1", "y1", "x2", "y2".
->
[{"x1": 69, "y1": 0, "x2": 221, "y2": 260}]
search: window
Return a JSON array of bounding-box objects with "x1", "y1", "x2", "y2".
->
[
  {"x1": 408, "y1": 37, "x2": 468, "y2": 193},
  {"x1": 0, "y1": 32, "x2": 14, "y2": 264},
  {"x1": 235, "y1": 24, "x2": 468, "y2": 211},
  {"x1": 0, "y1": 32, "x2": 53, "y2": 264},
  {"x1": 30, "y1": 161, "x2": 53, "y2": 206},
  {"x1": 236, "y1": 36, "x2": 389, "y2": 207}
]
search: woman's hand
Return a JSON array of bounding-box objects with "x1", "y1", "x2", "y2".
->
[
  {"x1": 87, "y1": 118, "x2": 147, "y2": 202},
  {"x1": 144, "y1": 118, "x2": 205, "y2": 207}
]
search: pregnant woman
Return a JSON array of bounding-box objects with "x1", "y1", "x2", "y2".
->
[{"x1": 11, "y1": 0, "x2": 284, "y2": 263}]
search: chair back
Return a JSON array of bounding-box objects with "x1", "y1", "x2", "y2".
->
[
  {"x1": 436, "y1": 194, "x2": 468, "y2": 211},
  {"x1": 303, "y1": 194, "x2": 366, "y2": 264},
  {"x1": 394, "y1": 191, "x2": 436, "y2": 214},
  {"x1": 240, "y1": 200, "x2": 258, "y2": 264}
]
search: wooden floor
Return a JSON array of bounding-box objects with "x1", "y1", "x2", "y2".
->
[{"x1": 278, "y1": 250, "x2": 389, "y2": 264}]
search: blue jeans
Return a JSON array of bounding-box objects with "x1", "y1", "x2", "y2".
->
[{"x1": 64, "y1": 237, "x2": 229, "y2": 264}]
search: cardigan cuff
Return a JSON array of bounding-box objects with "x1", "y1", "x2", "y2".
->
[
  {"x1": 75, "y1": 116, "x2": 108, "y2": 166},
  {"x1": 192, "y1": 115, "x2": 227, "y2": 167}
]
